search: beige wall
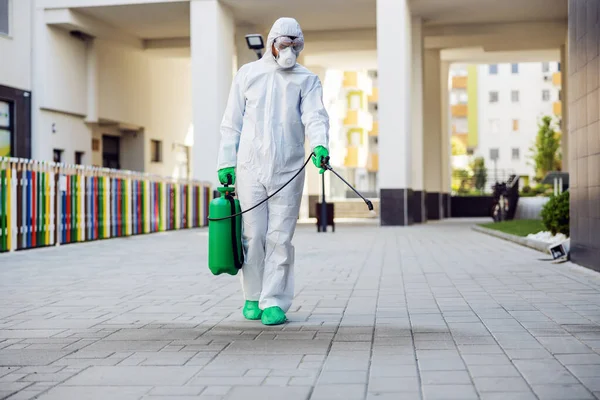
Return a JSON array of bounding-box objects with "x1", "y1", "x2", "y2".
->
[
  {"x1": 34, "y1": 23, "x2": 192, "y2": 176},
  {"x1": 41, "y1": 27, "x2": 88, "y2": 115},
  {"x1": 0, "y1": 0, "x2": 32, "y2": 91},
  {"x1": 40, "y1": 109, "x2": 91, "y2": 164}
]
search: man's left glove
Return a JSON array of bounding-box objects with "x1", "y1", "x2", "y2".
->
[
  {"x1": 218, "y1": 167, "x2": 236, "y2": 185},
  {"x1": 312, "y1": 146, "x2": 329, "y2": 174}
]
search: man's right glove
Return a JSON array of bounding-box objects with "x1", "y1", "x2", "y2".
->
[
  {"x1": 312, "y1": 146, "x2": 329, "y2": 174},
  {"x1": 218, "y1": 167, "x2": 236, "y2": 185}
]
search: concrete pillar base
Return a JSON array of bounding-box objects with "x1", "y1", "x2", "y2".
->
[
  {"x1": 443, "y1": 193, "x2": 451, "y2": 219},
  {"x1": 412, "y1": 191, "x2": 426, "y2": 224},
  {"x1": 381, "y1": 188, "x2": 413, "y2": 226},
  {"x1": 426, "y1": 192, "x2": 443, "y2": 220}
]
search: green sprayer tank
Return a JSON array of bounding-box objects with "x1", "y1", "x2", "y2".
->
[{"x1": 208, "y1": 187, "x2": 244, "y2": 276}]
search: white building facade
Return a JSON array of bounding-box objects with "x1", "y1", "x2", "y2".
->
[{"x1": 475, "y1": 62, "x2": 561, "y2": 183}]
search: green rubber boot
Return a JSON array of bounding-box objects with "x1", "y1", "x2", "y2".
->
[
  {"x1": 261, "y1": 306, "x2": 287, "y2": 326},
  {"x1": 243, "y1": 301, "x2": 262, "y2": 320}
]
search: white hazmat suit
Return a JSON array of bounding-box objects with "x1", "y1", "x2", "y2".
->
[{"x1": 217, "y1": 18, "x2": 329, "y2": 313}]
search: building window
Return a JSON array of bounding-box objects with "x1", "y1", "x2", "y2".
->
[
  {"x1": 542, "y1": 89, "x2": 550, "y2": 101},
  {"x1": 490, "y1": 148, "x2": 499, "y2": 161},
  {"x1": 511, "y1": 90, "x2": 519, "y2": 102},
  {"x1": 53, "y1": 149, "x2": 63, "y2": 163},
  {"x1": 489, "y1": 64, "x2": 498, "y2": 75},
  {"x1": 0, "y1": 0, "x2": 9, "y2": 36},
  {"x1": 557, "y1": 62, "x2": 561, "y2": 72},
  {"x1": 151, "y1": 140, "x2": 162, "y2": 163},
  {"x1": 542, "y1": 62, "x2": 550, "y2": 73},
  {"x1": 75, "y1": 151, "x2": 84, "y2": 165},
  {"x1": 458, "y1": 92, "x2": 468, "y2": 104},
  {"x1": 511, "y1": 63, "x2": 519, "y2": 74},
  {"x1": 489, "y1": 119, "x2": 500, "y2": 135},
  {"x1": 0, "y1": 100, "x2": 12, "y2": 157},
  {"x1": 512, "y1": 148, "x2": 520, "y2": 160},
  {"x1": 489, "y1": 91, "x2": 499, "y2": 103},
  {"x1": 512, "y1": 119, "x2": 519, "y2": 131}
]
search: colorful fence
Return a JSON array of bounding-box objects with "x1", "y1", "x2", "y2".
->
[{"x1": 0, "y1": 158, "x2": 211, "y2": 253}]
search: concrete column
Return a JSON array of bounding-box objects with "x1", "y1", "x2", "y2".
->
[
  {"x1": 377, "y1": 0, "x2": 413, "y2": 226},
  {"x1": 423, "y1": 49, "x2": 443, "y2": 220},
  {"x1": 190, "y1": 0, "x2": 235, "y2": 185},
  {"x1": 411, "y1": 17, "x2": 425, "y2": 223},
  {"x1": 85, "y1": 39, "x2": 98, "y2": 123},
  {"x1": 441, "y1": 60, "x2": 451, "y2": 218},
  {"x1": 560, "y1": 41, "x2": 569, "y2": 172},
  {"x1": 31, "y1": 6, "x2": 48, "y2": 161},
  {"x1": 235, "y1": 25, "x2": 261, "y2": 70}
]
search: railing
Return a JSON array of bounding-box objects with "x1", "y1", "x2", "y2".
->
[{"x1": 0, "y1": 158, "x2": 211, "y2": 253}]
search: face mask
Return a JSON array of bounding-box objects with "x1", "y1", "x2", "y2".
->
[{"x1": 276, "y1": 47, "x2": 297, "y2": 69}]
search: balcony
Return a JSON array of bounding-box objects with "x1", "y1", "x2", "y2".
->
[
  {"x1": 553, "y1": 72, "x2": 561, "y2": 87},
  {"x1": 344, "y1": 109, "x2": 373, "y2": 130},
  {"x1": 367, "y1": 153, "x2": 379, "y2": 172},
  {"x1": 553, "y1": 101, "x2": 562, "y2": 116},
  {"x1": 451, "y1": 104, "x2": 468, "y2": 118},
  {"x1": 344, "y1": 146, "x2": 359, "y2": 168},
  {"x1": 343, "y1": 71, "x2": 358, "y2": 87},
  {"x1": 452, "y1": 76, "x2": 468, "y2": 89},
  {"x1": 369, "y1": 120, "x2": 378, "y2": 137},
  {"x1": 368, "y1": 87, "x2": 378, "y2": 103},
  {"x1": 343, "y1": 71, "x2": 373, "y2": 93}
]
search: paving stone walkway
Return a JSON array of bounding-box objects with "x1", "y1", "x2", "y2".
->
[{"x1": 1, "y1": 219, "x2": 600, "y2": 400}]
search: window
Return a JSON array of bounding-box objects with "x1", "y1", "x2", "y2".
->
[
  {"x1": 511, "y1": 90, "x2": 519, "y2": 102},
  {"x1": 489, "y1": 119, "x2": 500, "y2": 135},
  {"x1": 542, "y1": 89, "x2": 550, "y2": 101},
  {"x1": 151, "y1": 139, "x2": 162, "y2": 163},
  {"x1": 0, "y1": 0, "x2": 9, "y2": 36},
  {"x1": 512, "y1": 148, "x2": 520, "y2": 160},
  {"x1": 490, "y1": 148, "x2": 499, "y2": 161},
  {"x1": 489, "y1": 91, "x2": 499, "y2": 103},
  {"x1": 542, "y1": 62, "x2": 550, "y2": 73},
  {"x1": 53, "y1": 149, "x2": 63, "y2": 163},
  {"x1": 0, "y1": 100, "x2": 12, "y2": 157},
  {"x1": 75, "y1": 151, "x2": 84, "y2": 165},
  {"x1": 512, "y1": 119, "x2": 519, "y2": 131},
  {"x1": 511, "y1": 63, "x2": 519, "y2": 74},
  {"x1": 458, "y1": 92, "x2": 468, "y2": 104},
  {"x1": 489, "y1": 64, "x2": 498, "y2": 75},
  {"x1": 557, "y1": 62, "x2": 561, "y2": 72}
]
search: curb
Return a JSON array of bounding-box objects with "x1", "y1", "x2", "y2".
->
[{"x1": 472, "y1": 225, "x2": 550, "y2": 254}]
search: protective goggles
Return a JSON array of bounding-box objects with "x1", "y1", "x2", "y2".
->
[{"x1": 274, "y1": 36, "x2": 304, "y2": 52}]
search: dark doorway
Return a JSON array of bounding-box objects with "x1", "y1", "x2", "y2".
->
[
  {"x1": 0, "y1": 85, "x2": 31, "y2": 158},
  {"x1": 102, "y1": 135, "x2": 121, "y2": 169}
]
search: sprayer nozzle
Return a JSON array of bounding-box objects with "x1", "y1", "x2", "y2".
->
[{"x1": 366, "y1": 200, "x2": 374, "y2": 211}]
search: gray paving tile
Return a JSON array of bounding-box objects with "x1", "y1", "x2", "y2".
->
[
  {"x1": 422, "y1": 384, "x2": 478, "y2": 400},
  {"x1": 311, "y1": 384, "x2": 366, "y2": 400},
  {"x1": 0, "y1": 351, "x2": 72, "y2": 366},
  {"x1": 62, "y1": 366, "x2": 201, "y2": 385},
  {"x1": 421, "y1": 370, "x2": 472, "y2": 385},
  {"x1": 3, "y1": 223, "x2": 600, "y2": 400},
  {"x1": 473, "y1": 376, "x2": 531, "y2": 392},
  {"x1": 531, "y1": 384, "x2": 595, "y2": 400},
  {"x1": 36, "y1": 386, "x2": 152, "y2": 400}
]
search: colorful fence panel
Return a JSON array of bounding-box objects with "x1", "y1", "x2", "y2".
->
[{"x1": 0, "y1": 158, "x2": 211, "y2": 253}]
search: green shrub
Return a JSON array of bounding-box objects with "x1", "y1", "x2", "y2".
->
[{"x1": 541, "y1": 191, "x2": 570, "y2": 236}]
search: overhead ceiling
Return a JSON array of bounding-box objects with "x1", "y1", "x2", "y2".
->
[
  {"x1": 411, "y1": 0, "x2": 567, "y2": 26},
  {"x1": 75, "y1": 2, "x2": 190, "y2": 39},
  {"x1": 71, "y1": 0, "x2": 567, "y2": 41}
]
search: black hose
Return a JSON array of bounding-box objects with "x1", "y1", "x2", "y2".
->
[{"x1": 208, "y1": 153, "x2": 315, "y2": 222}]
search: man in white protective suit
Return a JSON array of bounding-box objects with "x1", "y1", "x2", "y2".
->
[{"x1": 217, "y1": 17, "x2": 330, "y2": 325}]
